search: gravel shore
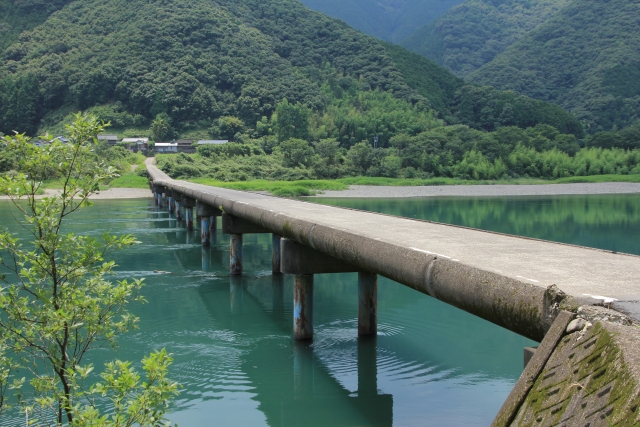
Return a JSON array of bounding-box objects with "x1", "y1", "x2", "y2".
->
[
  {"x1": 0, "y1": 188, "x2": 153, "y2": 200},
  {"x1": 311, "y1": 182, "x2": 640, "y2": 198}
]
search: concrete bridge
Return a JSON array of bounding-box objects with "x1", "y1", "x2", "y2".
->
[{"x1": 146, "y1": 159, "x2": 640, "y2": 426}]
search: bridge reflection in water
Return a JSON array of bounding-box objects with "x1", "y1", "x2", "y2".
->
[
  {"x1": 144, "y1": 202, "x2": 529, "y2": 426},
  {"x1": 197, "y1": 272, "x2": 393, "y2": 427}
]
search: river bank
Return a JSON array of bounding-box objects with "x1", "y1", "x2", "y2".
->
[
  {"x1": 0, "y1": 187, "x2": 153, "y2": 200},
  {"x1": 309, "y1": 182, "x2": 640, "y2": 198}
]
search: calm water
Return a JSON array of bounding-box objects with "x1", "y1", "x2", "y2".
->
[
  {"x1": 312, "y1": 194, "x2": 640, "y2": 255},
  {"x1": 1, "y1": 193, "x2": 637, "y2": 426}
]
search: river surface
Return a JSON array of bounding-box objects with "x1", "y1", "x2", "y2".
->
[{"x1": 1, "y1": 193, "x2": 637, "y2": 426}]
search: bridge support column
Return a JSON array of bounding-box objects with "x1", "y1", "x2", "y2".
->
[
  {"x1": 175, "y1": 200, "x2": 182, "y2": 221},
  {"x1": 153, "y1": 185, "x2": 164, "y2": 207},
  {"x1": 181, "y1": 195, "x2": 196, "y2": 231},
  {"x1": 167, "y1": 195, "x2": 173, "y2": 213},
  {"x1": 281, "y1": 238, "x2": 360, "y2": 341},
  {"x1": 197, "y1": 202, "x2": 222, "y2": 247},
  {"x1": 294, "y1": 274, "x2": 314, "y2": 340},
  {"x1": 272, "y1": 234, "x2": 281, "y2": 274},
  {"x1": 358, "y1": 272, "x2": 378, "y2": 336},
  {"x1": 222, "y1": 213, "x2": 270, "y2": 276}
]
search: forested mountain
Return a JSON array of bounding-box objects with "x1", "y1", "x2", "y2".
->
[
  {"x1": 299, "y1": 0, "x2": 463, "y2": 43},
  {"x1": 400, "y1": 0, "x2": 568, "y2": 76},
  {"x1": 400, "y1": 0, "x2": 640, "y2": 132},
  {"x1": 468, "y1": 0, "x2": 640, "y2": 132},
  {"x1": 0, "y1": 0, "x2": 582, "y2": 141},
  {"x1": 0, "y1": 0, "x2": 74, "y2": 52}
]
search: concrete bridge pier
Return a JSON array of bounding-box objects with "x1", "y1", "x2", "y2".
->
[
  {"x1": 153, "y1": 185, "x2": 164, "y2": 207},
  {"x1": 197, "y1": 201, "x2": 222, "y2": 246},
  {"x1": 280, "y1": 239, "x2": 363, "y2": 340},
  {"x1": 294, "y1": 274, "x2": 314, "y2": 340},
  {"x1": 181, "y1": 195, "x2": 196, "y2": 231},
  {"x1": 175, "y1": 197, "x2": 183, "y2": 221},
  {"x1": 358, "y1": 272, "x2": 378, "y2": 336},
  {"x1": 222, "y1": 213, "x2": 270, "y2": 275}
]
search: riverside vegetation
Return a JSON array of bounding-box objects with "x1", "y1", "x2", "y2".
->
[
  {"x1": 0, "y1": 0, "x2": 638, "y2": 195},
  {"x1": 156, "y1": 99, "x2": 640, "y2": 196},
  {"x1": 0, "y1": 114, "x2": 179, "y2": 426}
]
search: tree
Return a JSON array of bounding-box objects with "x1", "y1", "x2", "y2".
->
[
  {"x1": 275, "y1": 99, "x2": 310, "y2": 142},
  {"x1": 217, "y1": 116, "x2": 245, "y2": 141},
  {"x1": 0, "y1": 114, "x2": 179, "y2": 426},
  {"x1": 277, "y1": 138, "x2": 314, "y2": 167},
  {"x1": 150, "y1": 113, "x2": 174, "y2": 141}
]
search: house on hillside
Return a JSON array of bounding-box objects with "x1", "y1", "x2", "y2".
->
[
  {"x1": 97, "y1": 134, "x2": 118, "y2": 146},
  {"x1": 176, "y1": 139, "x2": 195, "y2": 153},
  {"x1": 122, "y1": 137, "x2": 149, "y2": 153},
  {"x1": 51, "y1": 136, "x2": 69, "y2": 143},
  {"x1": 197, "y1": 140, "x2": 228, "y2": 146},
  {"x1": 154, "y1": 142, "x2": 178, "y2": 153}
]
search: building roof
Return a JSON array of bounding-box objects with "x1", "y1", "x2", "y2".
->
[
  {"x1": 154, "y1": 142, "x2": 178, "y2": 147},
  {"x1": 50, "y1": 136, "x2": 69, "y2": 143},
  {"x1": 97, "y1": 134, "x2": 118, "y2": 140},
  {"x1": 176, "y1": 139, "x2": 194, "y2": 145},
  {"x1": 122, "y1": 137, "x2": 149, "y2": 144},
  {"x1": 197, "y1": 140, "x2": 229, "y2": 145}
]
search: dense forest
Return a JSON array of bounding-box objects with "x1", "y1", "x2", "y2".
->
[
  {"x1": 156, "y1": 117, "x2": 640, "y2": 183},
  {"x1": 468, "y1": 0, "x2": 640, "y2": 133},
  {"x1": 0, "y1": 0, "x2": 581, "y2": 142},
  {"x1": 400, "y1": 0, "x2": 569, "y2": 77},
  {"x1": 0, "y1": 0, "x2": 637, "y2": 187},
  {"x1": 299, "y1": 0, "x2": 463, "y2": 43},
  {"x1": 397, "y1": 0, "x2": 640, "y2": 132}
]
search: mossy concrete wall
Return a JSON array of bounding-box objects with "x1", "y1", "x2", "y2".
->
[{"x1": 503, "y1": 320, "x2": 640, "y2": 426}]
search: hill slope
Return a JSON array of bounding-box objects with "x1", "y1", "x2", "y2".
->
[
  {"x1": 299, "y1": 0, "x2": 463, "y2": 43},
  {"x1": 468, "y1": 0, "x2": 640, "y2": 131},
  {"x1": 400, "y1": 0, "x2": 569, "y2": 77},
  {"x1": 0, "y1": 0, "x2": 74, "y2": 52},
  {"x1": 0, "y1": 0, "x2": 582, "y2": 139}
]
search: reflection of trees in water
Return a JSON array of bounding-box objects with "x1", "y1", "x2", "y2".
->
[{"x1": 315, "y1": 194, "x2": 640, "y2": 254}]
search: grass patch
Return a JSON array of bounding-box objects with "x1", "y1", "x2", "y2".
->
[
  {"x1": 553, "y1": 174, "x2": 640, "y2": 183},
  {"x1": 108, "y1": 174, "x2": 150, "y2": 189},
  {"x1": 184, "y1": 174, "x2": 640, "y2": 196},
  {"x1": 189, "y1": 178, "x2": 348, "y2": 196}
]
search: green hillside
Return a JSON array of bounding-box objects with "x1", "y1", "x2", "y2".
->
[
  {"x1": 400, "y1": 0, "x2": 569, "y2": 77},
  {"x1": 299, "y1": 0, "x2": 464, "y2": 43},
  {"x1": 0, "y1": 0, "x2": 74, "y2": 52},
  {"x1": 468, "y1": 0, "x2": 640, "y2": 132},
  {"x1": 0, "y1": 0, "x2": 581, "y2": 140}
]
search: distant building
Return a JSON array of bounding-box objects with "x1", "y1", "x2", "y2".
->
[
  {"x1": 176, "y1": 139, "x2": 195, "y2": 153},
  {"x1": 197, "y1": 140, "x2": 228, "y2": 145},
  {"x1": 154, "y1": 142, "x2": 178, "y2": 153},
  {"x1": 97, "y1": 134, "x2": 118, "y2": 146},
  {"x1": 51, "y1": 136, "x2": 69, "y2": 143},
  {"x1": 122, "y1": 137, "x2": 149, "y2": 153}
]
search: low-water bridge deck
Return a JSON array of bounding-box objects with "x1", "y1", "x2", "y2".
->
[{"x1": 146, "y1": 159, "x2": 640, "y2": 426}]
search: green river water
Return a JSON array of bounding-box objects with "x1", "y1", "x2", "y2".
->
[{"x1": 1, "y1": 193, "x2": 638, "y2": 426}]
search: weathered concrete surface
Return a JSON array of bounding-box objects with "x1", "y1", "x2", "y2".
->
[
  {"x1": 493, "y1": 311, "x2": 576, "y2": 427},
  {"x1": 280, "y1": 238, "x2": 359, "y2": 275},
  {"x1": 146, "y1": 161, "x2": 640, "y2": 341},
  {"x1": 508, "y1": 320, "x2": 640, "y2": 426}
]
